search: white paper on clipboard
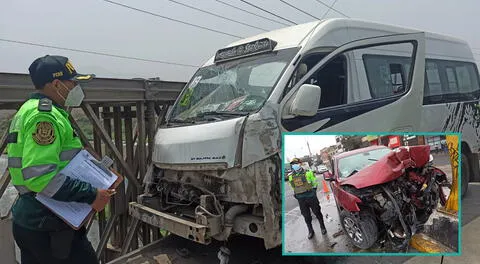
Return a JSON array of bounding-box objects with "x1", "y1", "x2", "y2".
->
[{"x1": 35, "y1": 149, "x2": 118, "y2": 229}]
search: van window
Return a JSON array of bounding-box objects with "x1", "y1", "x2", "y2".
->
[
  {"x1": 456, "y1": 65, "x2": 474, "y2": 93},
  {"x1": 284, "y1": 43, "x2": 415, "y2": 111},
  {"x1": 314, "y1": 56, "x2": 347, "y2": 108},
  {"x1": 423, "y1": 59, "x2": 480, "y2": 104},
  {"x1": 249, "y1": 62, "x2": 286, "y2": 87},
  {"x1": 390, "y1": 63, "x2": 405, "y2": 94},
  {"x1": 284, "y1": 53, "x2": 327, "y2": 98},
  {"x1": 363, "y1": 55, "x2": 412, "y2": 99},
  {"x1": 362, "y1": 57, "x2": 480, "y2": 104},
  {"x1": 445, "y1": 67, "x2": 458, "y2": 91},
  {"x1": 425, "y1": 61, "x2": 442, "y2": 96},
  {"x1": 280, "y1": 41, "x2": 417, "y2": 132},
  {"x1": 283, "y1": 53, "x2": 347, "y2": 109}
]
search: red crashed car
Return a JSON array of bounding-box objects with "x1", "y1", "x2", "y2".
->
[{"x1": 323, "y1": 145, "x2": 448, "y2": 250}]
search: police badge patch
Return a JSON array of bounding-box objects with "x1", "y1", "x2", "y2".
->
[
  {"x1": 293, "y1": 177, "x2": 304, "y2": 187},
  {"x1": 33, "y1": 121, "x2": 55, "y2": 145}
]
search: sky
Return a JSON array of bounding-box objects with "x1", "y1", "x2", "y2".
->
[
  {"x1": 284, "y1": 135, "x2": 337, "y2": 162},
  {"x1": 1, "y1": 0, "x2": 480, "y2": 82}
]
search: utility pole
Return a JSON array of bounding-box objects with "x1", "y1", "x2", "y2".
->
[{"x1": 306, "y1": 138, "x2": 313, "y2": 157}]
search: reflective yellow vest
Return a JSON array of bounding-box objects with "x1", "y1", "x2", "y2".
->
[
  {"x1": 6, "y1": 94, "x2": 99, "y2": 230},
  {"x1": 288, "y1": 170, "x2": 317, "y2": 195},
  {"x1": 7, "y1": 96, "x2": 82, "y2": 195}
]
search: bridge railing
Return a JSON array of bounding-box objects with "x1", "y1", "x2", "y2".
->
[{"x1": 0, "y1": 72, "x2": 186, "y2": 263}]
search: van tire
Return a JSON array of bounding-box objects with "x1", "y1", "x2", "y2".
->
[{"x1": 461, "y1": 153, "x2": 470, "y2": 198}]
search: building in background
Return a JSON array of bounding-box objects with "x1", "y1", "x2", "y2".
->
[
  {"x1": 361, "y1": 135, "x2": 398, "y2": 147},
  {"x1": 320, "y1": 145, "x2": 337, "y2": 169},
  {"x1": 423, "y1": 135, "x2": 447, "y2": 153},
  {"x1": 362, "y1": 135, "x2": 379, "y2": 146},
  {"x1": 403, "y1": 135, "x2": 447, "y2": 153},
  {"x1": 362, "y1": 135, "x2": 447, "y2": 153},
  {"x1": 402, "y1": 135, "x2": 425, "y2": 146}
]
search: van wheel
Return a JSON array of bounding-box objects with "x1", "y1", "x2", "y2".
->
[
  {"x1": 461, "y1": 153, "x2": 470, "y2": 198},
  {"x1": 340, "y1": 210, "x2": 378, "y2": 249}
]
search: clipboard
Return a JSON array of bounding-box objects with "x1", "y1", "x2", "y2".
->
[{"x1": 35, "y1": 148, "x2": 124, "y2": 230}]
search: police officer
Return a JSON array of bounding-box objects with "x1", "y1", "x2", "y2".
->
[
  {"x1": 288, "y1": 158, "x2": 327, "y2": 239},
  {"x1": 7, "y1": 55, "x2": 114, "y2": 264}
]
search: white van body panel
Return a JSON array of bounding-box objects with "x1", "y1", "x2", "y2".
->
[
  {"x1": 240, "y1": 104, "x2": 281, "y2": 168},
  {"x1": 155, "y1": 18, "x2": 478, "y2": 167},
  {"x1": 149, "y1": 18, "x2": 479, "y2": 249},
  {"x1": 153, "y1": 116, "x2": 246, "y2": 168}
]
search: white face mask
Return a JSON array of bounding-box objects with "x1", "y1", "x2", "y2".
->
[{"x1": 58, "y1": 83, "x2": 85, "y2": 107}]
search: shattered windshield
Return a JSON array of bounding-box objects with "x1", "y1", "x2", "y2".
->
[
  {"x1": 338, "y1": 148, "x2": 393, "y2": 179},
  {"x1": 169, "y1": 47, "x2": 299, "y2": 123}
]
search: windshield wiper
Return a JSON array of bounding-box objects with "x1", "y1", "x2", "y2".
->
[
  {"x1": 347, "y1": 169, "x2": 359, "y2": 177},
  {"x1": 168, "y1": 118, "x2": 196, "y2": 124},
  {"x1": 168, "y1": 111, "x2": 248, "y2": 125},
  {"x1": 368, "y1": 158, "x2": 378, "y2": 161},
  {"x1": 196, "y1": 111, "x2": 248, "y2": 118}
]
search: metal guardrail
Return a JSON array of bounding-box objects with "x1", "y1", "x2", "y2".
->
[
  {"x1": 0, "y1": 72, "x2": 186, "y2": 107},
  {"x1": 0, "y1": 72, "x2": 188, "y2": 263}
]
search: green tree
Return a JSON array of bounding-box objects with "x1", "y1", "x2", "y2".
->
[{"x1": 341, "y1": 136, "x2": 364, "y2": 151}]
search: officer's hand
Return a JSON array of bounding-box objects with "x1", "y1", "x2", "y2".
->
[{"x1": 91, "y1": 189, "x2": 114, "y2": 212}]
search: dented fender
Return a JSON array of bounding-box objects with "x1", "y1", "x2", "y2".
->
[
  {"x1": 332, "y1": 184, "x2": 362, "y2": 212},
  {"x1": 241, "y1": 103, "x2": 281, "y2": 168}
]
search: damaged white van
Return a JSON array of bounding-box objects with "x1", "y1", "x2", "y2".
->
[{"x1": 134, "y1": 18, "x2": 480, "y2": 249}]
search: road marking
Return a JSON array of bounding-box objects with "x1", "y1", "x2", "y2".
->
[
  {"x1": 285, "y1": 206, "x2": 302, "y2": 227},
  {"x1": 285, "y1": 206, "x2": 300, "y2": 215}
]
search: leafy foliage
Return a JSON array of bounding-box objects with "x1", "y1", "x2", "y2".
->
[{"x1": 341, "y1": 136, "x2": 366, "y2": 151}]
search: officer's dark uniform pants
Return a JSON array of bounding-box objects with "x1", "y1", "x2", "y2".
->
[
  {"x1": 298, "y1": 195, "x2": 326, "y2": 232},
  {"x1": 13, "y1": 222, "x2": 98, "y2": 264}
]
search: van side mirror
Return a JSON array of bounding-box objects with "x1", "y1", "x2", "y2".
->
[
  {"x1": 323, "y1": 171, "x2": 334, "y2": 181},
  {"x1": 290, "y1": 84, "x2": 321, "y2": 117}
]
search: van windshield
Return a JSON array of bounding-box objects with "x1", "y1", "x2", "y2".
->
[{"x1": 169, "y1": 47, "x2": 299, "y2": 122}]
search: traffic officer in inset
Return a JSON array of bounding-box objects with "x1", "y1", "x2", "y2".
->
[
  {"x1": 288, "y1": 158, "x2": 327, "y2": 239},
  {"x1": 6, "y1": 55, "x2": 114, "y2": 264}
]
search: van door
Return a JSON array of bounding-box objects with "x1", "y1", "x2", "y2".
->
[{"x1": 279, "y1": 33, "x2": 426, "y2": 133}]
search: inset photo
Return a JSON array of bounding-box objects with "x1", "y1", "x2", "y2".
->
[{"x1": 282, "y1": 133, "x2": 460, "y2": 256}]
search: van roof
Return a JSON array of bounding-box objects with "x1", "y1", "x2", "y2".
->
[
  {"x1": 203, "y1": 18, "x2": 471, "y2": 66},
  {"x1": 226, "y1": 20, "x2": 322, "y2": 50}
]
